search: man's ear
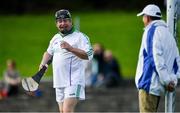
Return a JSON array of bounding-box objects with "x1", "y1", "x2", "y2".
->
[{"x1": 147, "y1": 16, "x2": 151, "y2": 23}]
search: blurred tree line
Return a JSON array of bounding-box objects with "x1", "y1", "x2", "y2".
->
[{"x1": 0, "y1": 0, "x2": 165, "y2": 15}]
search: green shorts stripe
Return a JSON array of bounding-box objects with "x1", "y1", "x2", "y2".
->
[{"x1": 76, "y1": 85, "x2": 81, "y2": 97}]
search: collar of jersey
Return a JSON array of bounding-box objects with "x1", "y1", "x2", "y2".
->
[{"x1": 59, "y1": 27, "x2": 75, "y2": 37}]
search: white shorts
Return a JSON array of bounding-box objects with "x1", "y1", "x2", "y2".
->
[{"x1": 55, "y1": 85, "x2": 85, "y2": 103}]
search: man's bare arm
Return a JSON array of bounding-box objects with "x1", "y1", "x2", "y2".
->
[
  {"x1": 39, "y1": 52, "x2": 53, "y2": 70},
  {"x1": 60, "y1": 41, "x2": 88, "y2": 60}
]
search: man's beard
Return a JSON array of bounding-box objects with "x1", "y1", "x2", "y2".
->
[
  {"x1": 60, "y1": 26, "x2": 73, "y2": 35},
  {"x1": 58, "y1": 26, "x2": 74, "y2": 37},
  {"x1": 60, "y1": 28, "x2": 69, "y2": 34}
]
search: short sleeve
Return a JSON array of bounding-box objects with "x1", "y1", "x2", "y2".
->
[
  {"x1": 47, "y1": 36, "x2": 56, "y2": 55},
  {"x1": 79, "y1": 33, "x2": 93, "y2": 60}
]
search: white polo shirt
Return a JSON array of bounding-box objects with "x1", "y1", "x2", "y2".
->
[{"x1": 47, "y1": 30, "x2": 93, "y2": 88}]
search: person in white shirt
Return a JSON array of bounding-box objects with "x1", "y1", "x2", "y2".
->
[
  {"x1": 39, "y1": 9, "x2": 93, "y2": 113},
  {"x1": 135, "y1": 4, "x2": 180, "y2": 112}
]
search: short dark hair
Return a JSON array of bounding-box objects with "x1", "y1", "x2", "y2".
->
[{"x1": 149, "y1": 16, "x2": 161, "y2": 20}]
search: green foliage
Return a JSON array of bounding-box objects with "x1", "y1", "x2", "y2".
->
[{"x1": 0, "y1": 11, "x2": 144, "y2": 79}]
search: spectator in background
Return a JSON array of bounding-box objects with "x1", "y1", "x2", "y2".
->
[
  {"x1": 93, "y1": 43, "x2": 105, "y2": 74},
  {"x1": 0, "y1": 81, "x2": 8, "y2": 100},
  {"x1": 90, "y1": 43, "x2": 105, "y2": 87},
  {"x1": 85, "y1": 43, "x2": 122, "y2": 88},
  {"x1": 3, "y1": 59, "x2": 21, "y2": 96},
  {"x1": 103, "y1": 50, "x2": 122, "y2": 88}
]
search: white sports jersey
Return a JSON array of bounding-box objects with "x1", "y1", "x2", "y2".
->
[{"x1": 47, "y1": 30, "x2": 93, "y2": 88}]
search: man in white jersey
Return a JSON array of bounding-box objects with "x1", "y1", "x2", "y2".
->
[
  {"x1": 135, "y1": 4, "x2": 180, "y2": 112},
  {"x1": 39, "y1": 9, "x2": 93, "y2": 113}
]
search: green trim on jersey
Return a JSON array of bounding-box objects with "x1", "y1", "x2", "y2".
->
[
  {"x1": 82, "y1": 33, "x2": 93, "y2": 57},
  {"x1": 76, "y1": 85, "x2": 81, "y2": 97},
  {"x1": 87, "y1": 48, "x2": 93, "y2": 56},
  {"x1": 82, "y1": 33, "x2": 90, "y2": 43}
]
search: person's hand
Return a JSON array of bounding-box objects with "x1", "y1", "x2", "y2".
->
[
  {"x1": 39, "y1": 64, "x2": 44, "y2": 71},
  {"x1": 60, "y1": 41, "x2": 73, "y2": 51},
  {"x1": 39, "y1": 64, "x2": 48, "y2": 71},
  {"x1": 166, "y1": 81, "x2": 175, "y2": 92}
]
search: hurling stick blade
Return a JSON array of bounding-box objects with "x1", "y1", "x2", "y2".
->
[{"x1": 22, "y1": 77, "x2": 39, "y2": 91}]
